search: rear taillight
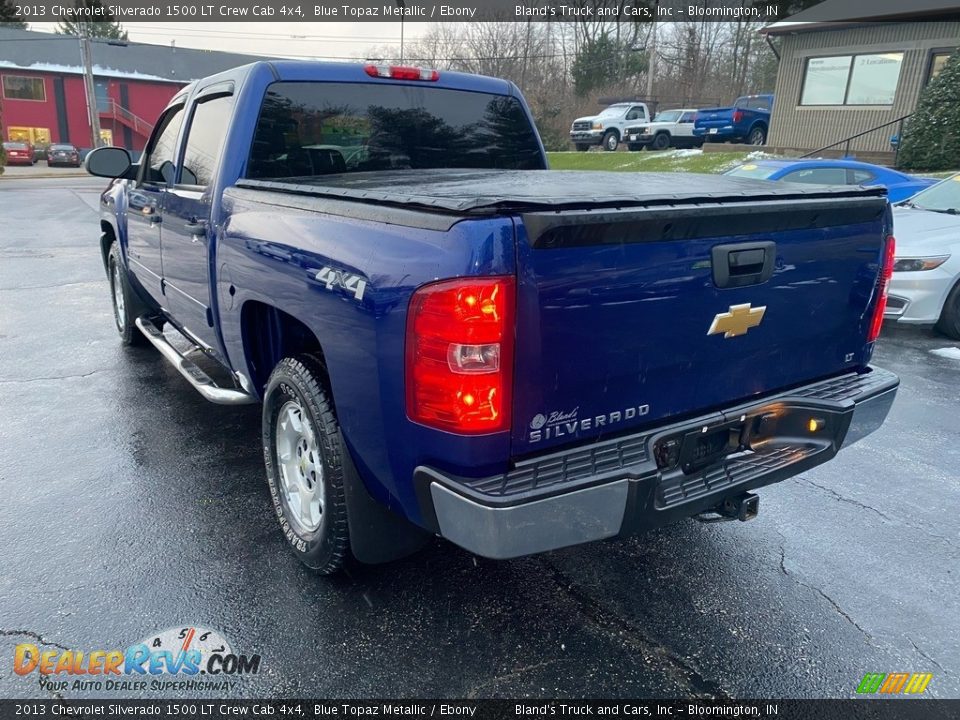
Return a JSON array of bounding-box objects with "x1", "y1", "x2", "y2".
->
[
  {"x1": 868, "y1": 236, "x2": 896, "y2": 343},
  {"x1": 733, "y1": 110, "x2": 743, "y2": 123},
  {"x1": 406, "y1": 277, "x2": 514, "y2": 434},
  {"x1": 364, "y1": 64, "x2": 439, "y2": 81}
]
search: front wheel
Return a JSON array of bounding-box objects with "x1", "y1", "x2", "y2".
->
[
  {"x1": 747, "y1": 126, "x2": 767, "y2": 145},
  {"x1": 263, "y1": 355, "x2": 350, "y2": 574},
  {"x1": 652, "y1": 133, "x2": 671, "y2": 151},
  {"x1": 602, "y1": 131, "x2": 619, "y2": 151},
  {"x1": 936, "y1": 282, "x2": 960, "y2": 340},
  {"x1": 107, "y1": 243, "x2": 146, "y2": 346}
]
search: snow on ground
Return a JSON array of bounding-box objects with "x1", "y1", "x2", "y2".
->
[{"x1": 930, "y1": 347, "x2": 960, "y2": 361}]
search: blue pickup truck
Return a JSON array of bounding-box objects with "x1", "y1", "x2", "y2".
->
[
  {"x1": 86, "y1": 62, "x2": 897, "y2": 574},
  {"x1": 693, "y1": 94, "x2": 774, "y2": 145}
]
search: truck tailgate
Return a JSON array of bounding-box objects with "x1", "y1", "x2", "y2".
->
[{"x1": 511, "y1": 193, "x2": 890, "y2": 455}]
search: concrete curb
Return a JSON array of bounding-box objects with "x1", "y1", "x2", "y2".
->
[{"x1": 0, "y1": 171, "x2": 89, "y2": 180}]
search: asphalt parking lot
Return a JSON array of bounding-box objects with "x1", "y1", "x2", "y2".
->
[{"x1": 1, "y1": 174, "x2": 958, "y2": 700}]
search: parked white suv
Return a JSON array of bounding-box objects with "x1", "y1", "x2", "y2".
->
[
  {"x1": 624, "y1": 109, "x2": 701, "y2": 151},
  {"x1": 570, "y1": 103, "x2": 651, "y2": 152}
]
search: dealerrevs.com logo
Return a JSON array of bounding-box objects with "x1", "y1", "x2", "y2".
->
[{"x1": 13, "y1": 626, "x2": 261, "y2": 693}]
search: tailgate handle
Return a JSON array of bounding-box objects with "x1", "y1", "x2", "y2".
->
[{"x1": 712, "y1": 241, "x2": 776, "y2": 289}]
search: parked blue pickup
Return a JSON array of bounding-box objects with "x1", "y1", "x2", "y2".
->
[
  {"x1": 86, "y1": 62, "x2": 896, "y2": 573},
  {"x1": 693, "y1": 94, "x2": 774, "y2": 145}
]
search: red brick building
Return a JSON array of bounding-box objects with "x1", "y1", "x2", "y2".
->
[{"x1": 0, "y1": 27, "x2": 263, "y2": 152}]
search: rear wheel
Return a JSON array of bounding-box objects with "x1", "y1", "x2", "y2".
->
[
  {"x1": 652, "y1": 132, "x2": 671, "y2": 151},
  {"x1": 107, "y1": 243, "x2": 146, "y2": 346},
  {"x1": 602, "y1": 131, "x2": 619, "y2": 151},
  {"x1": 263, "y1": 355, "x2": 350, "y2": 574},
  {"x1": 747, "y1": 126, "x2": 767, "y2": 145},
  {"x1": 936, "y1": 282, "x2": 960, "y2": 340}
]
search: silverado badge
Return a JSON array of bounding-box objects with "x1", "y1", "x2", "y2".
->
[{"x1": 708, "y1": 303, "x2": 766, "y2": 338}]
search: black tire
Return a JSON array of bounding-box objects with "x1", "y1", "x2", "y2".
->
[
  {"x1": 575, "y1": 144, "x2": 590, "y2": 152},
  {"x1": 747, "y1": 126, "x2": 767, "y2": 145},
  {"x1": 652, "y1": 132, "x2": 671, "y2": 151},
  {"x1": 935, "y1": 282, "x2": 960, "y2": 340},
  {"x1": 262, "y1": 355, "x2": 350, "y2": 574},
  {"x1": 602, "y1": 131, "x2": 619, "y2": 151},
  {"x1": 107, "y1": 242, "x2": 146, "y2": 346}
]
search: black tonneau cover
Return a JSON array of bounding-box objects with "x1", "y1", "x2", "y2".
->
[{"x1": 235, "y1": 168, "x2": 888, "y2": 215}]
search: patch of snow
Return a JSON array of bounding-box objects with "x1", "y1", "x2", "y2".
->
[
  {"x1": 671, "y1": 148, "x2": 703, "y2": 158},
  {"x1": 0, "y1": 60, "x2": 182, "y2": 83},
  {"x1": 930, "y1": 347, "x2": 960, "y2": 361},
  {"x1": 743, "y1": 150, "x2": 779, "y2": 160}
]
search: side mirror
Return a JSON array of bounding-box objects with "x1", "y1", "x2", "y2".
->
[{"x1": 85, "y1": 146, "x2": 132, "y2": 179}]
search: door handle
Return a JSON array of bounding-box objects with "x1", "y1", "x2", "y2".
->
[{"x1": 712, "y1": 241, "x2": 776, "y2": 288}]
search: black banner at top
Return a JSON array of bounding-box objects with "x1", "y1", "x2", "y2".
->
[
  {"x1": 3, "y1": 699, "x2": 960, "y2": 720},
  {"x1": 7, "y1": 0, "x2": 960, "y2": 23}
]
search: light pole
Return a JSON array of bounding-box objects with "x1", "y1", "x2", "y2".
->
[{"x1": 396, "y1": 0, "x2": 405, "y2": 63}]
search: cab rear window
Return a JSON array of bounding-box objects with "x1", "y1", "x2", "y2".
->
[{"x1": 246, "y1": 81, "x2": 544, "y2": 179}]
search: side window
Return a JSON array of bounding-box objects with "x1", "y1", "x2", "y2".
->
[
  {"x1": 180, "y1": 94, "x2": 234, "y2": 187},
  {"x1": 850, "y1": 169, "x2": 875, "y2": 184},
  {"x1": 781, "y1": 167, "x2": 848, "y2": 185},
  {"x1": 142, "y1": 106, "x2": 184, "y2": 185},
  {"x1": 679, "y1": 112, "x2": 695, "y2": 123},
  {"x1": 627, "y1": 106, "x2": 647, "y2": 121}
]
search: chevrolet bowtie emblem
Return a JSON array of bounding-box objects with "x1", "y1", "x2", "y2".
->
[{"x1": 708, "y1": 303, "x2": 767, "y2": 338}]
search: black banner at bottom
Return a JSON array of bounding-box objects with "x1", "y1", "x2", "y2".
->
[{"x1": 2, "y1": 700, "x2": 959, "y2": 720}]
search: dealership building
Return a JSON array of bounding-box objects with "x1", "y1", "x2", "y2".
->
[
  {"x1": 761, "y1": 0, "x2": 960, "y2": 159},
  {"x1": 0, "y1": 27, "x2": 263, "y2": 152}
]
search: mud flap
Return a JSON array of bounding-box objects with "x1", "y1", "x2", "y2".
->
[{"x1": 340, "y1": 434, "x2": 432, "y2": 564}]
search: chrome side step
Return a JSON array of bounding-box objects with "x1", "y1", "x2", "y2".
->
[{"x1": 135, "y1": 316, "x2": 256, "y2": 405}]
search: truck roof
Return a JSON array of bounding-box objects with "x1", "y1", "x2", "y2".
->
[{"x1": 184, "y1": 59, "x2": 515, "y2": 99}]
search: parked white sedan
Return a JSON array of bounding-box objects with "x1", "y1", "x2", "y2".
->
[{"x1": 887, "y1": 174, "x2": 960, "y2": 339}]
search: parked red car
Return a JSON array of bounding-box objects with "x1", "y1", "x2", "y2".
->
[
  {"x1": 3, "y1": 141, "x2": 36, "y2": 166},
  {"x1": 47, "y1": 144, "x2": 81, "y2": 167}
]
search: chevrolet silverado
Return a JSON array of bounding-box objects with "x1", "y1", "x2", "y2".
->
[{"x1": 85, "y1": 61, "x2": 898, "y2": 573}]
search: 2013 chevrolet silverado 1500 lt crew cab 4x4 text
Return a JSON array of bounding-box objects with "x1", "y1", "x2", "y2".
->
[{"x1": 86, "y1": 61, "x2": 898, "y2": 574}]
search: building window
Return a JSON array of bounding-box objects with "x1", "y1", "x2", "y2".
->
[
  {"x1": 928, "y1": 51, "x2": 955, "y2": 84},
  {"x1": 7, "y1": 126, "x2": 51, "y2": 146},
  {"x1": 2, "y1": 75, "x2": 46, "y2": 101},
  {"x1": 800, "y1": 53, "x2": 904, "y2": 106}
]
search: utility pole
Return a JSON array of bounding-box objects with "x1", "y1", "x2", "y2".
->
[
  {"x1": 645, "y1": 0, "x2": 659, "y2": 103},
  {"x1": 79, "y1": 25, "x2": 103, "y2": 149}
]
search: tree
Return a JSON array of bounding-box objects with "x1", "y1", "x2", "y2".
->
[
  {"x1": 0, "y1": 0, "x2": 27, "y2": 27},
  {"x1": 56, "y1": 0, "x2": 127, "y2": 39},
  {"x1": 897, "y1": 49, "x2": 960, "y2": 171},
  {"x1": 571, "y1": 33, "x2": 647, "y2": 98}
]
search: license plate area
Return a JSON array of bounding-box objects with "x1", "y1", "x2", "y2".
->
[{"x1": 677, "y1": 420, "x2": 743, "y2": 474}]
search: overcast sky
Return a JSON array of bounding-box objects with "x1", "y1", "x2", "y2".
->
[{"x1": 26, "y1": 22, "x2": 429, "y2": 61}]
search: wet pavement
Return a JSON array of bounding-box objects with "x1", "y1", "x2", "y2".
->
[{"x1": 1, "y1": 175, "x2": 958, "y2": 700}]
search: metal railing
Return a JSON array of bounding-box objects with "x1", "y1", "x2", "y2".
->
[
  {"x1": 99, "y1": 99, "x2": 154, "y2": 137},
  {"x1": 800, "y1": 114, "x2": 912, "y2": 160}
]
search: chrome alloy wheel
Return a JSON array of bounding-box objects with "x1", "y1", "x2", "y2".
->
[
  {"x1": 276, "y1": 400, "x2": 324, "y2": 532},
  {"x1": 111, "y1": 259, "x2": 126, "y2": 331}
]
